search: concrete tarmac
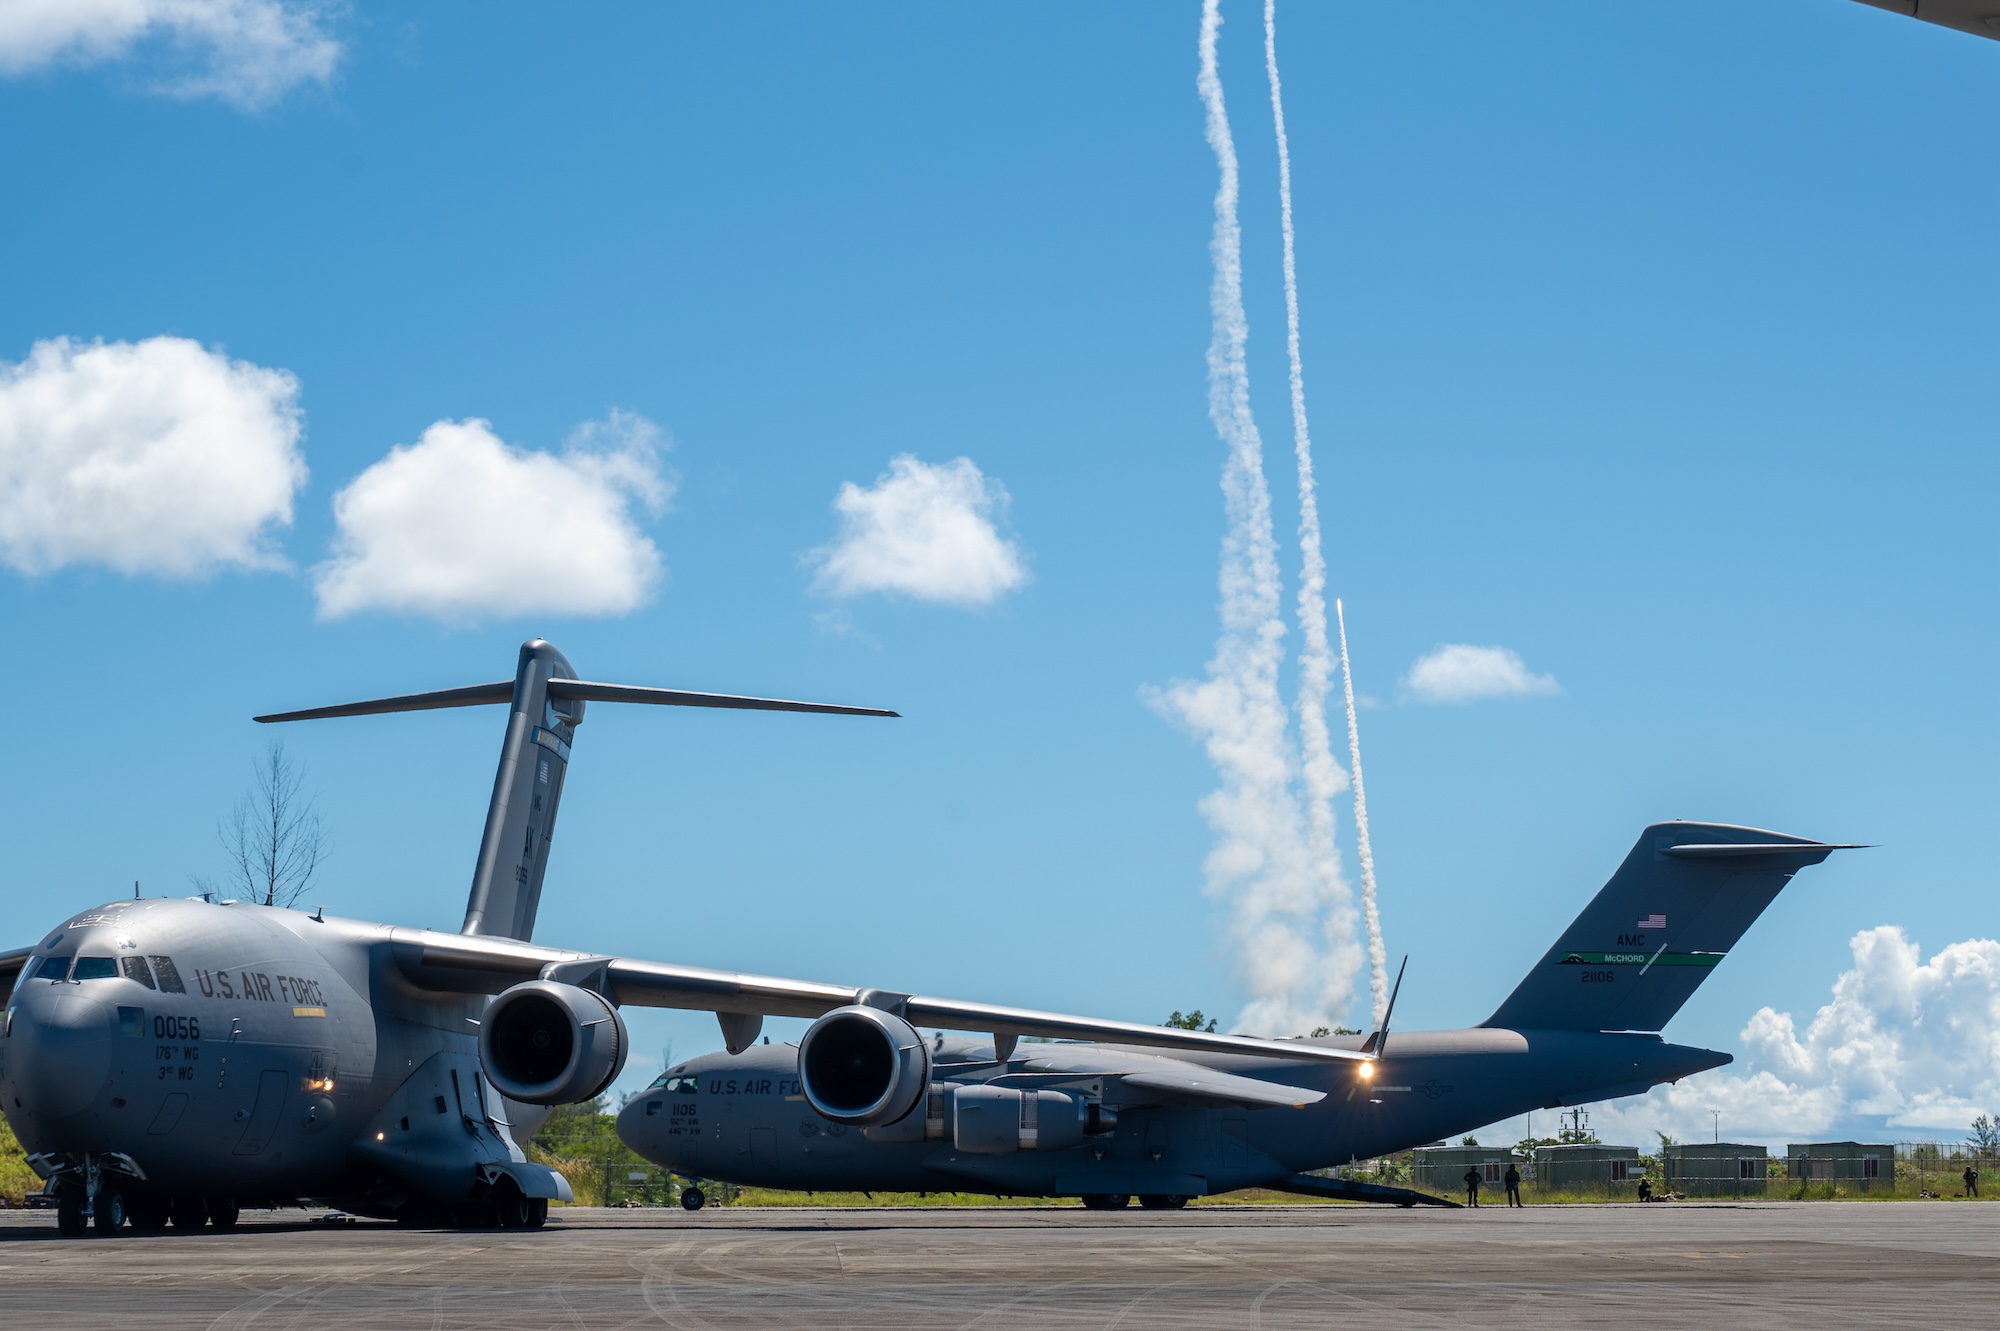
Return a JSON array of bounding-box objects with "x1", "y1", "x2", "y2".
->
[{"x1": 2, "y1": 1202, "x2": 1995, "y2": 1329}]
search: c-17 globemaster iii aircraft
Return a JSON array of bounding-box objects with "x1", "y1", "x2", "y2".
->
[
  {"x1": 619, "y1": 822, "x2": 1854, "y2": 1210},
  {"x1": 0, "y1": 640, "x2": 1369, "y2": 1236}
]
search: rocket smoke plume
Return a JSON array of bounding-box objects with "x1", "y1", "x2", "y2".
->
[
  {"x1": 1147, "y1": 0, "x2": 1358, "y2": 1037},
  {"x1": 1264, "y1": 0, "x2": 1362, "y2": 1025},
  {"x1": 1337, "y1": 598, "x2": 1390, "y2": 1024}
]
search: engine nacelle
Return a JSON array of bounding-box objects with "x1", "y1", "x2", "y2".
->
[
  {"x1": 797, "y1": 1005, "x2": 932, "y2": 1126},
  {"x1": 478, "y1": 980, "x2": 629, "y2": 1106},
  {"x1": 951, "y1": 1085, "x2": 1089, "y2": 1154}
]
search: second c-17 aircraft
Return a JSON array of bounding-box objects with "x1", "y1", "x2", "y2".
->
[
  {"x1": 0, "y1": 640, "x2": 1371, "y2": 1236},
  {"x1": 618, "y1": 822, "x2": 1853, "y2": 1209}
]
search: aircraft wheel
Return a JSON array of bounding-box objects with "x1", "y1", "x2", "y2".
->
[
  {"x1": 1079, "y1": 1194, "x2": 1131, "y2": 1210},
  {"x1": 680, "y1": 1186, "x2": 706, "y2": 1212},
  {"x1": 452, "y1": 1202, "x2": 498, "y2": 1229},
  {"x1": 207, "y1": 1197, "x2": 240, "y2": 1231},
  {"x1": 168, "y1": 1195, "x2": 208, "y2": 1229},
  {"x1": 93, "y1": 1189, "x2": 127, "y2": 1235},
  {"x1": 493, "y1": 1181, "x2": 530, "y2": 1229},
  {"x1": 523, "y1": 1197, "x2": 548, "y2": 1229},
  {"x1": 126, "y1": 1195, "x2": 171, "y2": 1232},
  {"x1": 1138, "y1": 1194, "x2": 1188, "y2": 1210},
  {"x1": 56, "y1": 1187, "x2": 87, "y2": 1238}
]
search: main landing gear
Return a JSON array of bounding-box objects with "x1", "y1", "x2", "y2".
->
[{"x1": 54, "y1": 1186, "x2": 234, "y2": 1238}]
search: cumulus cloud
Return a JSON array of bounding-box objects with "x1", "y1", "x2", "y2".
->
[
  {"x1": 0, "y1": 335, "x2": 306, "y2": 577},
  {"x1": 314, "y1": 411, "x2": 670, "y2": 623},
  {"x1": 1402, "y1": 643, "x2": 1560, "y2": 704},
  {"x1": 1583, "y1": 927, "x2": 2000, "y2": 1147},
  {"x1": 0, "y1": 0, "x2": 340, "y2": 109},
  {"x1": 809, "y1": 454, "x2": 1027, "y2": 606}
]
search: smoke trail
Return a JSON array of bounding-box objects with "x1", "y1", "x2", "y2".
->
[
  {"x1": 1146, "y1": 0, "x2": 1341, "y2": 1038},
  {"x1": 1263, "y1": 0, "x2": 1363, "y2": 1026},
  {"x1": 1336, "y1": 597, "x2": 1390, "y2": 1024}
]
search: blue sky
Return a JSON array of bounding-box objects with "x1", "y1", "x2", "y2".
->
[{"x1": 1, "y1": 1, "x2": 1995, "y2": 1147}]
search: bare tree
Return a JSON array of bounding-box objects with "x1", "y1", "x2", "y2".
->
[{"x1": 209, "y1": 741, "x2": 330, "y2": 908}]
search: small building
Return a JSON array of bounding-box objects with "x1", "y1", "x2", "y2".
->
[
  {"x1": 1533, "y1": 1143, "x2": 1642, "y2": 1192},
  {"x1": 1664, "y1": 1143, "x2": 1768, "y2": 1197},
  {"x1": 1787, "y1": 1142, "x2": 1895, "y2": 1192},
  {"x1": 1412, "y1": 1146, "x2": 1521, "y2": 1194}
]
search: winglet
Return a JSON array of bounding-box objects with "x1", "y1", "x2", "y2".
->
[{"x1": 1361, "y1": 955, "x2": 1407, "y2": 1056}]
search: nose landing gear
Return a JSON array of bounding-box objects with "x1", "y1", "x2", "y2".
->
[{"x1": 51, "y1": 1153, "x2": 141, "y2": 1237}]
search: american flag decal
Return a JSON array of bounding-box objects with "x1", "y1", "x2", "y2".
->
[{"x1": 1637, "y1": 913, "x2": 1666, "y2": 930}]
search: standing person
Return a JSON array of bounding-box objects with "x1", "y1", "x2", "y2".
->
[
  {"x1": 1463, "y1": 1167, "x2": 1481, "y2": 1208},
  {"x1": 1965, "y1": 1164, "x2": 1980, "y2": 1198},
  {"x1": 1504, "y1": 1162, "x2": 1523, "y2": 1208}
]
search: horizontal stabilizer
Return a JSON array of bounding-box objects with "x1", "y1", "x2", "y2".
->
[
  {"x1": 255, "y1": 681, "x2": 513, "y2": 723},
  {"x1": 547, "y1": 679, "x2": 898, "y2": 718},
  {"x1": 1115, "y1": 1067, "x2": 1325, "y2": 1109},
  {"x1": 1662, "y1": 842, "x2": 1869, "y2": 859},
  {"x1": 256, "y1": 678, "x2": 896, "y2": 723}
]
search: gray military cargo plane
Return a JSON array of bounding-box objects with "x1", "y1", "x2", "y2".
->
[
  {"x1": 620, "y1": 822, "x2": 1853, "y2": 1209},
  {"x1": 0, "y1": 639, "x2": 1368, "y2": 1236}
]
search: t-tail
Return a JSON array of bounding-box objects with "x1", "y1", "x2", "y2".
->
[
  {"x1": 1481, "y1": 821, "x2": 1860, "y2": 1034},
  {"x1": 255, "y1": 639, "x2": 896, "y2": 942}
]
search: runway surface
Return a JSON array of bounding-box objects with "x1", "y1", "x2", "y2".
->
[{"x1": 3, "y1": 1201, "x2": 1995, "y2": 1329}]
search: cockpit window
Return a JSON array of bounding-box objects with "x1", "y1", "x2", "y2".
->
[
  {"x1": 150, "y1": 956, "x2": 186, "y2": 994},
  {"x1": 663, "y1": 1075, "x2": 699, "y2": 1094},
  {"x1": 30, "y1": 955, "x2": 72, "y2": 982},
  {"x1": 71, "y1": 957, "x2": 118, "y2": 981},
  {"x1": 121, "y1": 956, "x2": 156, "y2": 989}
]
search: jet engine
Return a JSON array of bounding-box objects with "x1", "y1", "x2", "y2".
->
[
  {"x1": 796, "y1": 1004, "x2": 932, "y2": 1126},
  {"x1": 478, "y1": 980, "x2": 629, "y2": 1105}
]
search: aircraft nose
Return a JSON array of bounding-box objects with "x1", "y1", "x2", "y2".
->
[{"x1": 10, "y1": 989, "x2": 114, "y2": 1117}]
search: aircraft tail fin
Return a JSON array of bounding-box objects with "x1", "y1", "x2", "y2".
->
[
  {"x1": 1481, "y1": 822, "x2": 1858, "y2": 1034},
  {"x1": 257, "y1": 640, "x2": 896, "y2": 942}
]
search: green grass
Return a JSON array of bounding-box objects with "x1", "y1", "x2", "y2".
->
[{"x1": 0, "y1": 1113, "x2": 41, "y2": 1207}]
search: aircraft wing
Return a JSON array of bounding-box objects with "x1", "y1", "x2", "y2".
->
[
  {"x1": 995, "y1": 1043, "x2": 1328, "y2": 1109},
  {"x1": 1109, "y1": 1067, "x2": 1325, "y2": 1109},
  {"x1": 0, "y1": 944, "x2": 30, "y2": 1009},
  {"x1": 390, "y1": 928, "x2": 1368, "y2": 1067},
  {"x1": 1853, "y1": 0, "x2": 2000, "y2": 41}
]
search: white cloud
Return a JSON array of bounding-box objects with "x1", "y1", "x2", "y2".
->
[
  {"x1": 1402, "y1": 643, "x2": 1560, "y2": 704},
  {"x1": 0, "y1": 335, "x2": 306, "y2": 577},
  {"x1": 809, "y1": 454, "x2": 1027, "y2": 606},
  {"x1": 314, "y1": 411, "x2": 670, "y2": 623},
  {"x1": 1581, "y1": 927, "x2": 2000, "y2": 1148},
  {"x1": 0, "y1": 0, "x2": 340, "y2": 109}
]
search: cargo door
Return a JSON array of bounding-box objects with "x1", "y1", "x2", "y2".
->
[{"x1": 234, "y1": 1069, "x2": 289, "y2": 1155}]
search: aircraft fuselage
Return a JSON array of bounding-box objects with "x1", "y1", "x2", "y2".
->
[
  {"x1": 1, "y1": 897, "x2": 546, "y2": 1218},
  {"x1": 618, "y1": 1030, "x2": 1727, "y2": 1198}
]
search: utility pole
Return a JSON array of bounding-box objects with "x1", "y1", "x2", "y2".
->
[{"x1": 1711, "y1": 1109, "x2": 1721, "y2": 1144}]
